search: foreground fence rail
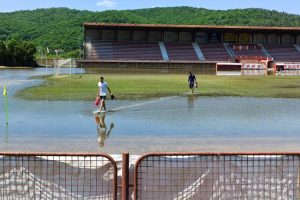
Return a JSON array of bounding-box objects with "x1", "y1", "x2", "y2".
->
[
  {"x1": 134, "y1": 153, "x2": 300, "y2": 200},
  {"x1": 1, "y1": 152, "x2": 300, "y2": 199},
  {"x1": 0, "y1": 152, "x2": 118, "y2": 199}
]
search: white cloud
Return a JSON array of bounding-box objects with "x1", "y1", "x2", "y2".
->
[{"x1": 96, "y1": 0, "x2": 117, "y2": 8}]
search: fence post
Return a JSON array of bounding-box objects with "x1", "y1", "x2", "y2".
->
[{"x1": 122, "y1": 153, "x2": 129, "y2": 200}]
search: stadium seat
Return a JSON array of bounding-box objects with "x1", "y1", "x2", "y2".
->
[
  {"x1": 198, "y1": 43, "x2": 231, "y2": 61},
  {"x1": 89, "y1": 41, "x2": 163, "y2": 60},
  {"x1": 264, "y1": 44, "x2": 300, "y2": 62},
  {"x1": 164, "y1": 42, "x2": 199, "y2": 61}
]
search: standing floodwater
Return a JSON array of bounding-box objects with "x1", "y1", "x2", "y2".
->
[{"x1": 0, "y1": 68, "x2": 300, "y2": 153}]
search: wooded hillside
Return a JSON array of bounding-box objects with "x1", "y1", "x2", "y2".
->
[{"x1": 1, "y1": 7, "x2": 299, "y2": 57}]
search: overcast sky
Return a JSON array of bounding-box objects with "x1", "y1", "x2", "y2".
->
[{"x1": 1, "y1": 0, "x2": 300, "y2": 15}]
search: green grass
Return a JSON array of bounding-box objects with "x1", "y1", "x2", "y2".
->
[{"x1": 16, "y1": 74, "x2": 300, "y2": 100}]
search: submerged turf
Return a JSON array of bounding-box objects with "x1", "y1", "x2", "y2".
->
[{"x1": 16, "y1": 74, "x2": 300, "y2": 100}]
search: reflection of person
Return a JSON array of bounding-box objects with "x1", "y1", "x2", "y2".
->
[
  {"x1": 188, "y1": 71, "x2": 197, "y2": 94},
  {"x1": 187, "y1": 94, "x2": 197, "y2": 109},
  {"x1": 97, "y1": 76, "x2": 113, "y2": 112},
  {"x1": 95, "y1": 113, "x2": 114, "y2": 147}
]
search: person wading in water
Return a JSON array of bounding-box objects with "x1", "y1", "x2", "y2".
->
[
  {"x1": 188, "y1": 71, "x2": 197, "y2": 94},
  {"x1": 97, "y1": 76, "x2": 114, "y2": 112}
]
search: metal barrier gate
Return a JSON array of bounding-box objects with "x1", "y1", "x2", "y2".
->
[
  {"x1": 2, "y1": 152, "x2": 300, "y2": 199},
  {"x1": 0, "y1": 152, "x2": 118, "y2": 199},
  {"x1": 134, "y1": 153, "x2": 300, "y2": 200}
]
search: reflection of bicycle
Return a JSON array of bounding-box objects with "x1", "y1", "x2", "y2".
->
[{"x1": 94, "y1": 113, "x2": 114, "y2": 148}]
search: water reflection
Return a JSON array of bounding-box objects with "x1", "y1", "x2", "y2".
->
[
  {"x1": 3, "y1": 125, "x2": 9, "y2": 144},
  {"x1": 242, "y1": 70, "x2": 268, "y2": 76},
  {"x1": 276, "y1": 70, "x2": 300, "y2": 76},
  {"x1": 94, "y1": 113, "x2": 114, "y2": 148},
  {"x1": 216, "y1": 69, "x2": 300, "y2": 76},
  {"x1": 187, "y1": 95, "x2": 198, "y2": 110},
  {"x1": 1, "y1": 67, "x2": 300, "y2": 153}
]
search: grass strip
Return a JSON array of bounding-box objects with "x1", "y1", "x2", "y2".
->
[{"x1": 16, "y1": 74, "x2": 300, "y2": 100}]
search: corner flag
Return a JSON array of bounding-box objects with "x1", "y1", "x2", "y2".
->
[
  {"x1": 3, "y1": 84, "x2": 8, "y2": 124},
  {"x1": 3, "y1": 84, "x2": 7, "y2": 96}
]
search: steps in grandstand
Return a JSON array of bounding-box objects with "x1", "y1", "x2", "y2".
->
[
  {"x1": 192, "y1": 42, "x2": 205, "y2": 61},
  {"x1": 85, "y1": 42, "x2": 92, "y2": 58},
  {"x1": 223, "y1": 43, "x2": 235, "y2": 58},
  {"x1": 294, "y1": 44, "x2": 300, "y2": 53},
  {"x1": 259, "y1": 44, "x2": 272, "y2": 58},
  {"x1": 159, "y1": 42, "x2": 169, "y2": 61}
]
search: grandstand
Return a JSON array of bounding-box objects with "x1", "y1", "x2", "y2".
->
[
  {"x1": 78, "y1": 23, "x2": 300, "y2": 70},
  {"x1": 90, "y1": 41, "x2": 163, "y2": 60},
  {"x1": 265, "y1": 44, "x2": 300, "y2": 62}
]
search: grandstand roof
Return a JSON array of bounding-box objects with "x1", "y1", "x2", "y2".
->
[{"x1": 84, "y1": 22, "x2": 300, "y2": 32}]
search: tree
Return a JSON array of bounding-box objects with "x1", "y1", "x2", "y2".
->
[
  {"x1": 0, "y1": 41, "x2": 6, "y2": 65},
  {"x1": 2, "y1": 39, "x2": 37, "y2": 66}
]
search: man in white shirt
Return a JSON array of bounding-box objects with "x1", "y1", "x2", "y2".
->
[{"x1": 97, "y1": 76, "x2": 113, "y2": 112}]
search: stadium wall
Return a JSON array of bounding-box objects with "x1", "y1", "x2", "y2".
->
[{"x1": 77, "y1": 60, "x2": 216, "y2": 70}]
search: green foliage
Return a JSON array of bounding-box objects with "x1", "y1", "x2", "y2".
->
[
  {"x1": 1, "y1": 7, "x2": 300, "y2": 57},
  {"x1": 0, "y1": 41, "x2": 6, "y2": 64},
  {"x1": 0, "y1": 38, "x2": 37, "y2": 66}
]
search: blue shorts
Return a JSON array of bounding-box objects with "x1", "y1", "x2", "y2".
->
[{"x1": 189, "y1": 82, "x2": 194, "y2": 89}]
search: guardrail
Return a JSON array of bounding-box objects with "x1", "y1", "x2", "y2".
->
[
  {"x1": 1, "y1": 152, "x2": 300, "y2": 200},
  {"x1": 134, "y1": 153, "x2": 300, "y2": 200},
  {"x1": 0, "y1": 152, "x2": 118, "y2": 199}
]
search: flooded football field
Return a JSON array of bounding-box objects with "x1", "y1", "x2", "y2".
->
[{"x1": 0, "y1": 68, "x2": 299, "y2": 153}]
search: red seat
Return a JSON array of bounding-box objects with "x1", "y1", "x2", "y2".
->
[
  {"x1": 198, "y1": 43, "x2": 230, "y2": 61},
  {"x1": 265, "y1": 44, "x2": 300, "y2": 62},
  {"x1": 89, "y1": 41, "x2": 163, "y2": 60},
  {"x1": 164, "y1": 42, "x2": 199, "y2": 61}
]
